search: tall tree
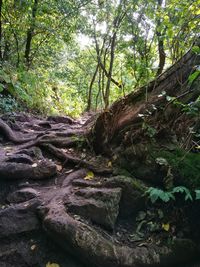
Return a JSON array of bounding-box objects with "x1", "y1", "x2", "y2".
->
[
  {"x1": 0, "y1": 0, "x2": 2, "y2": 60},
  {"x1": 25, "y1": 0, "x2": 39, "y2": 67},
  {"x1": 156, "y1": 0, "x2": 166, "y2": 76}
]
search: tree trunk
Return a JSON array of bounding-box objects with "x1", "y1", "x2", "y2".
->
[
  {"x1": 0, "y1": 0, "x2": 3, "y2": 61},
  {"x1": 86, "y1": 63, "x2": 99, "y2": 112},
  {"x1": 156, "y1": 35, "x2": 165, "y2": 76},
  {"x1": 104, "y1": 31, "x2": 117, "y2": 109},
  {"x1": 25, "y1": 0, "x2": 38, "y2": 67},
  {"x1": 91, "y1": 39, "x2": 200, "y2": 155},
  {"x1": 156, "y1": 0, "x2": 166, "y2": 77},
  {"x1": 93, "y1": 29, "x2": 122, "y2": 109}
]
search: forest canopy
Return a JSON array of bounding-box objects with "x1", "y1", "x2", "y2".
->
[{"x1": 0, "y1": 0, "x2": 199, "y2": 115}]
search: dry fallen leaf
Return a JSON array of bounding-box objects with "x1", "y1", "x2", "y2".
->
[
  {"x1": 56, "y1": 164, "x2": 62, "y2": 171},
  {"x1": 162, "y1": 223, "x2": 170, "y2": 232},
  {"x1": 46, "y1": 262, "x2": 60, "y2": 267},
  {"x1": 84, "y1": 171, "x2": 94, "y2": 180},
  {"x1": 107, "y1": 161, "x2": 112, "y2": 167}
]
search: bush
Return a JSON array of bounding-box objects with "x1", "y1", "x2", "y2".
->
[{"x1": 0, "y1": 95, "x2": 19, "y2": 113}]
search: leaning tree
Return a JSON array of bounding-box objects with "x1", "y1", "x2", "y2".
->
[{"x1": 90, "y1": 37, "x2": 200, "y2": 188}]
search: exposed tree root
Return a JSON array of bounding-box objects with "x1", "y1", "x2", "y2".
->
[
  {"x1": 43, "y1": 143, "x2": 113, "y2": 174},
  {"x1": 0, "y1": 118, "x2": 36, "y2": 143},
  {"x1": 0, "y1": 160, "x2": 57, "y2": 180}
]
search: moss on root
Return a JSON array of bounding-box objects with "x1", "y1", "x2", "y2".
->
[{"x1": 117, "y1": 143, "x2": 200, "y2": 189}]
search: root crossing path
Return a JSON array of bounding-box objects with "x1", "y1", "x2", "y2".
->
[{"x1": 0, "y1": 112, "x2": 199, "y2": 267}]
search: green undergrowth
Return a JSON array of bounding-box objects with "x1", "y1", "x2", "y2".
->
[
  {"x1": 154, "y1": 149, "x2": 200, "y2": 188},
  {"x1": 0, "y1": 64, "x2": 85, "y2": 117}
]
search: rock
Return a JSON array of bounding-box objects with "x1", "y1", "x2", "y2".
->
[
  {"x1": 65, "y1": 187, "x2": 122, "y2": 230},
  {"x1": 0, "y1": 199, "x2": 40, "y2": 238},
  {"x1": 73, "y1": 175, "x2": 147, "y2": 218},
  {"x1": 7, "y1": 188, "x2": 39, "y2": 203},
  {"x1": 103, "y1": 175, "x2": 147, "y2": 217}
]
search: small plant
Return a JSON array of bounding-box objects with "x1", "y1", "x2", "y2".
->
[
  {"x1": 145, "y1": 186, "x2": 195, "y2": 204},
  {"x1": 142, "y1": 122, "x2": 157, "y2": 138},
  {"x1": 171, "y1": 186, "x2": 193, "y2": 201},
  {"x1": 195, "y1": 189, "x2": 200, "y2": 200},
  {"x1": 145, "y1": 187, "x2": 175, "y2": 203}
]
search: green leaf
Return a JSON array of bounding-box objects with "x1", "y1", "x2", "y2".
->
[
  {"x1": 160, "y1": 192, "x2": 170, "y2": 202},
  {"x1": 146, "y1": 187, "x2": 175, "y2": 203},
  {"x1": 3, "y1": 73, "x2": 11, "y2": 83},
  {"x1": 162, "y1": 223, "x2": 170, "y2": 231},
  {"x1": 188, "y1": 69, "x2": 200, "y2": 85},
  {"x1": 172, "y1": 186, "x2": 187, "y2": 193},
  {"x1": 150, "y1": 193, "x2": 159, "y2": 203},
  {"x1": 195, "y1": 190, "x2": 200, "y2": 200},
  {"x1": 0, "y1": 83, "x2": 5, "y2": 92},
  {"x1": 192, "y1": 46, "x2": 200, "y2": 54},
  {"x1": 166, "y1": 95, "x2": 176, "y2": 102},
  {"x1": 185, "y1": 193, "x2": 193, "y2": 201},
  {"x1": 172, "y1": 186, "x2": 193, "y2": 201},
  {"x1": 155, "y1": 157, "x2": 168, "y2": 166}
]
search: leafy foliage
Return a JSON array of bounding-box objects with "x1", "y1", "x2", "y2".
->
[
  {"x1": 171, "y1": 186, "x2": 193, "y2": 201},
  {"x1": 0, "y1": 0, "x2": 199, "y2": 113},
  {"x1": 146, "y1": 186, "x2": 194, "y2": 204},
  {"x1": 145, "y1": 187, "x2": 175, "y2": 203},
  {"x1": 0, "y1": 95, "x2": 19, "y2": 113}
]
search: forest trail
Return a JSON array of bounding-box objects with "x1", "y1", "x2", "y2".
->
[{"x1": 0, "y1": 112, "x2": 200, "y2": 267}]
